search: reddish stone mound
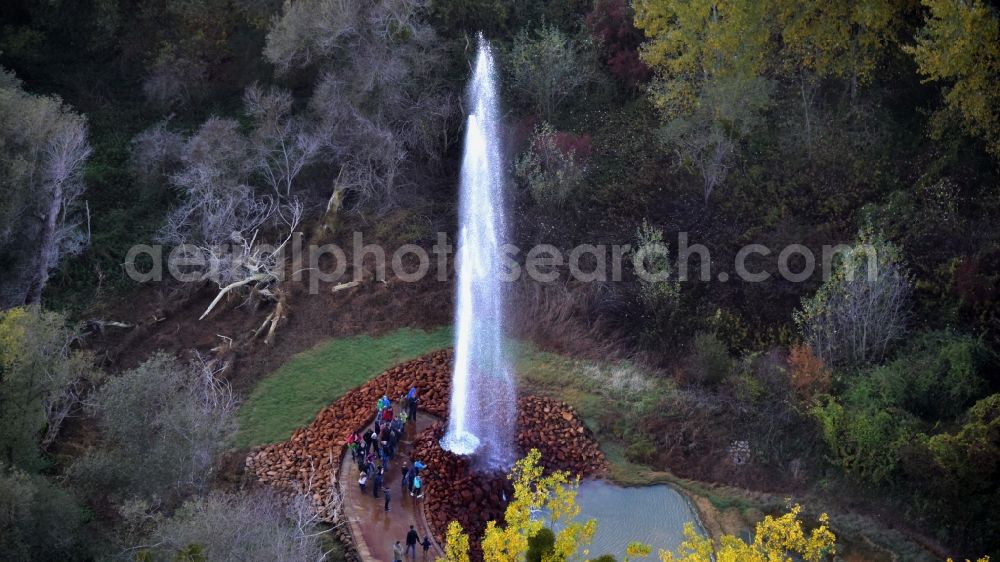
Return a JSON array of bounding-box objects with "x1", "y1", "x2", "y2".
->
[
  {"x1": 246, "y1": 348, "x2": 607, "y2": 557},
  {"x1": 414, "y1": 395, "x2": 607, "y2": 559},
  {"x1": 246, "y1": 349, "x2": 453, "y2": 515}
]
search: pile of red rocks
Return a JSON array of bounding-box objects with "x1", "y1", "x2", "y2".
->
[
  {"x1": 246, "y1": 349, "x2": 453, "y2": 517},
  {"x1": 413, "y1": 396, "x2": 606, "y2": 559},
  {"x1": 246, "y1": 348, "x2": 606, "y2": 557}
]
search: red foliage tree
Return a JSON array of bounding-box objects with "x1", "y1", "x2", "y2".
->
[{"x1": 586, "y1": 0, "x2": 651, "y2": 89}]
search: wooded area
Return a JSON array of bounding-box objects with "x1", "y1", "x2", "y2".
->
[{"x1": 1, "y1": 0, "x2": 999, "y2": 560}]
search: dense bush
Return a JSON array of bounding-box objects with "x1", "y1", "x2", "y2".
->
[
  {"x1": 71, "y1": 354, "x2": 236, "y2": 504},
  {"x1": 506, "y1": 24, "x2": 596, "y2": 120},
  {"x1": 686, "y1": 332, "x2": 732, "y2": 387},
  {"x1": 0, "y1": 465, "x2": 88, "y2": 561},
  {"x1": 811, "y1": 395, "x2": 914, "y2": 484},
  {"x1": 787, "y1": 344, "x2": 831, "y2": 402},
  {"x1": 515, "y1": 122, "x2": 590, "y2": 205},
  {"x1": 0, "y1": 307, "x2": 96, "y2": 470},
  {"x1": 869, "y1": 331, "x2": 995, "y2": 421}
]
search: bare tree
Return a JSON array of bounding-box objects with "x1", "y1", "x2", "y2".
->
[
  {"x1": 245, "y1": 84, "x2": 321, "y2": 198},
  {"x1": 795, "y1": 227, "x2": 912, "y2": 366},
  {"x1": 0, "y1": 68, "x2": 91, "y2": 308},
  {"x1": 264, "y1": 0, "x2": 454, "y2": 212},
  {"x1": 150, "y1": 116, "x2": 305, "y2": 327},
  {"x1": 140, "y1": 490, "x2": 333, "y2": 562},
  {"x1": 130, "y1": 121, "x2": 185, "y2": 191}
]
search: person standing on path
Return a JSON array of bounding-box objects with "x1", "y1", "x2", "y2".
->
[
  {"x1": 373, "y1": 468, "x2": 383, "y2": 498},
  {"x1": 421, "y1": 536, "x2": 431, "y2": 560},
  {"x1": 383, "y1": 486, "x2": 391, "y2": 512},
  {"x1": 407, "y1": 389, "x2": 418, "y2": 423},
  {"x1": 405, "y1": 525, "x2": 419, "y2": 559},
  {"x1": 392, "y1": 541, "x2": 403, "y2": 562},
  {"x1": 401, "y1": 464, "x2": 410, "y2": 495}
]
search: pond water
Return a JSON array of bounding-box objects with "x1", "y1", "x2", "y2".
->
[{"x1": 570, "y1": 480, "x2": 706, "y2": 558}]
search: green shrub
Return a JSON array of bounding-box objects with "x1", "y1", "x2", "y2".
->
[
  {"x1": 506, "y1": 23, "x2": 596, "y2": 120},
  {"x1": 811, "y1": 396, "x2": 914, "y2": 484},
  {"x1": 869, "y1": 331, "x2": 994, "y2": 421},
  {"x1": 0, "y1": 465, "x2": 87, "y2": 561},
  {"x1": 526, "y1": 527, "x2": 556, "y2": 562},
  {"x1": 687, "y1": 332, "x2": 733, "y2": 386},
  {"x1": 625, "y1": 437, "x2": 656, "y2": 464}
]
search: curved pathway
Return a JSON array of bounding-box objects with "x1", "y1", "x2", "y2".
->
[{"x1": 338, "y1": 414, "x2": 444, "y2": 562}]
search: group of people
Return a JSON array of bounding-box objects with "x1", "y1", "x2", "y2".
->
[{"x1": 346, "y1": 389, "x2": 434, "y2": 560}]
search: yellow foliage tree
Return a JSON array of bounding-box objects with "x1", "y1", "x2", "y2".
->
[
  {"x1": 905, "y1": 0, "x2": 1000, "y2": 157},
  {"x1": 775, "y1": 0, "x2": 907, "y2": 99},
  {"x1": 633, "y1": 0, "x2": 772, "y2": 116},
  {"x1": 440, "y1": 521, "x2": 471, "y2": 562},
  {"x1": 438, "y1": 449, "x2": 595, "y2": 562},
  {"x1": 653, "y1": 505, "x2": 835, "y2": 562}
]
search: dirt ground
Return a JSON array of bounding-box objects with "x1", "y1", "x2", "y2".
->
[{"x1": 86, "y1": 246, "x2": 454, "y2": 396}]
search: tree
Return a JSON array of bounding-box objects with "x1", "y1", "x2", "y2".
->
[
  {"x1": 507, "y1": 24, "x2": 596, "y2": 120},
  {"x1": 0, "y1": 307, "x2": 96, "y2": 470},
  {"x1": 659, "y1": 74, "x2": 773, "y2": 203},
  {"x1": 441, "y1": 449, "x2": 596, "y2": 562},
  {"x1": 633, "y1": 2, "x2": 773, "y2": 202},
  {"x1": 587, "y1": 0, "x2": 651, "y2": 89},
  {"x1": 794, "y1": 226, "x2": 912, "y2": 366},
  {"x1": 133, "y1": 491, "x2": 331, "y2": 562},
  {"x1": 655, "y1": 505, "x2": 835, "y2": 562},
  {"x1": 514, "y1": 122, "x2": 590, "y2": 205},
  {"x1": 634, "y1": 0, "x2": 772, "y2": 116},
  {"x1": 0, "y1": 68, "x2": 91, "y2": 308},
  {"x1": 71, "y1": 353, "x2": 236, "y2": 503},
  {"x1": 148, "y1": 113, "x2": 305, "y2": 324},
  {"x1": 775, "y1": 0, "x2": 907, "y2": 101},
  {"x1": 0, "y1": 464, "x2": 87, "y2": 561},
  {"x1": 264, "y1": 0, "x2": 454, "y2": 211},
  {"x1": 905, "y1": 0, "x2": 1000, "y2": 158},
  {"x1": 244, "y1": 84, "x2": 321, "y2": 199}
]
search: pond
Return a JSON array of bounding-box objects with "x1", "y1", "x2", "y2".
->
[{"x1": 570, "y1": 480, "x2": 706, "y2": 558}]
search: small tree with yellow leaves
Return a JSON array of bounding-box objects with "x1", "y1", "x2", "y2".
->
[
  {"x1": 438, "y1": 449, "x2": 596, "y2": 562},
  {"x1": 654, "y1": 505, "x2": 836, "y2": 562}
]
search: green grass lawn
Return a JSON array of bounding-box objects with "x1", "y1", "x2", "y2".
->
[{"x1": 235, "y1": 326, "x2": 453, "y2": 448}]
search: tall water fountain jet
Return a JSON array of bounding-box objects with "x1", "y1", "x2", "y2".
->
[{"x1": 440, "y1": 37, "x2": 516, "y2": 469}]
